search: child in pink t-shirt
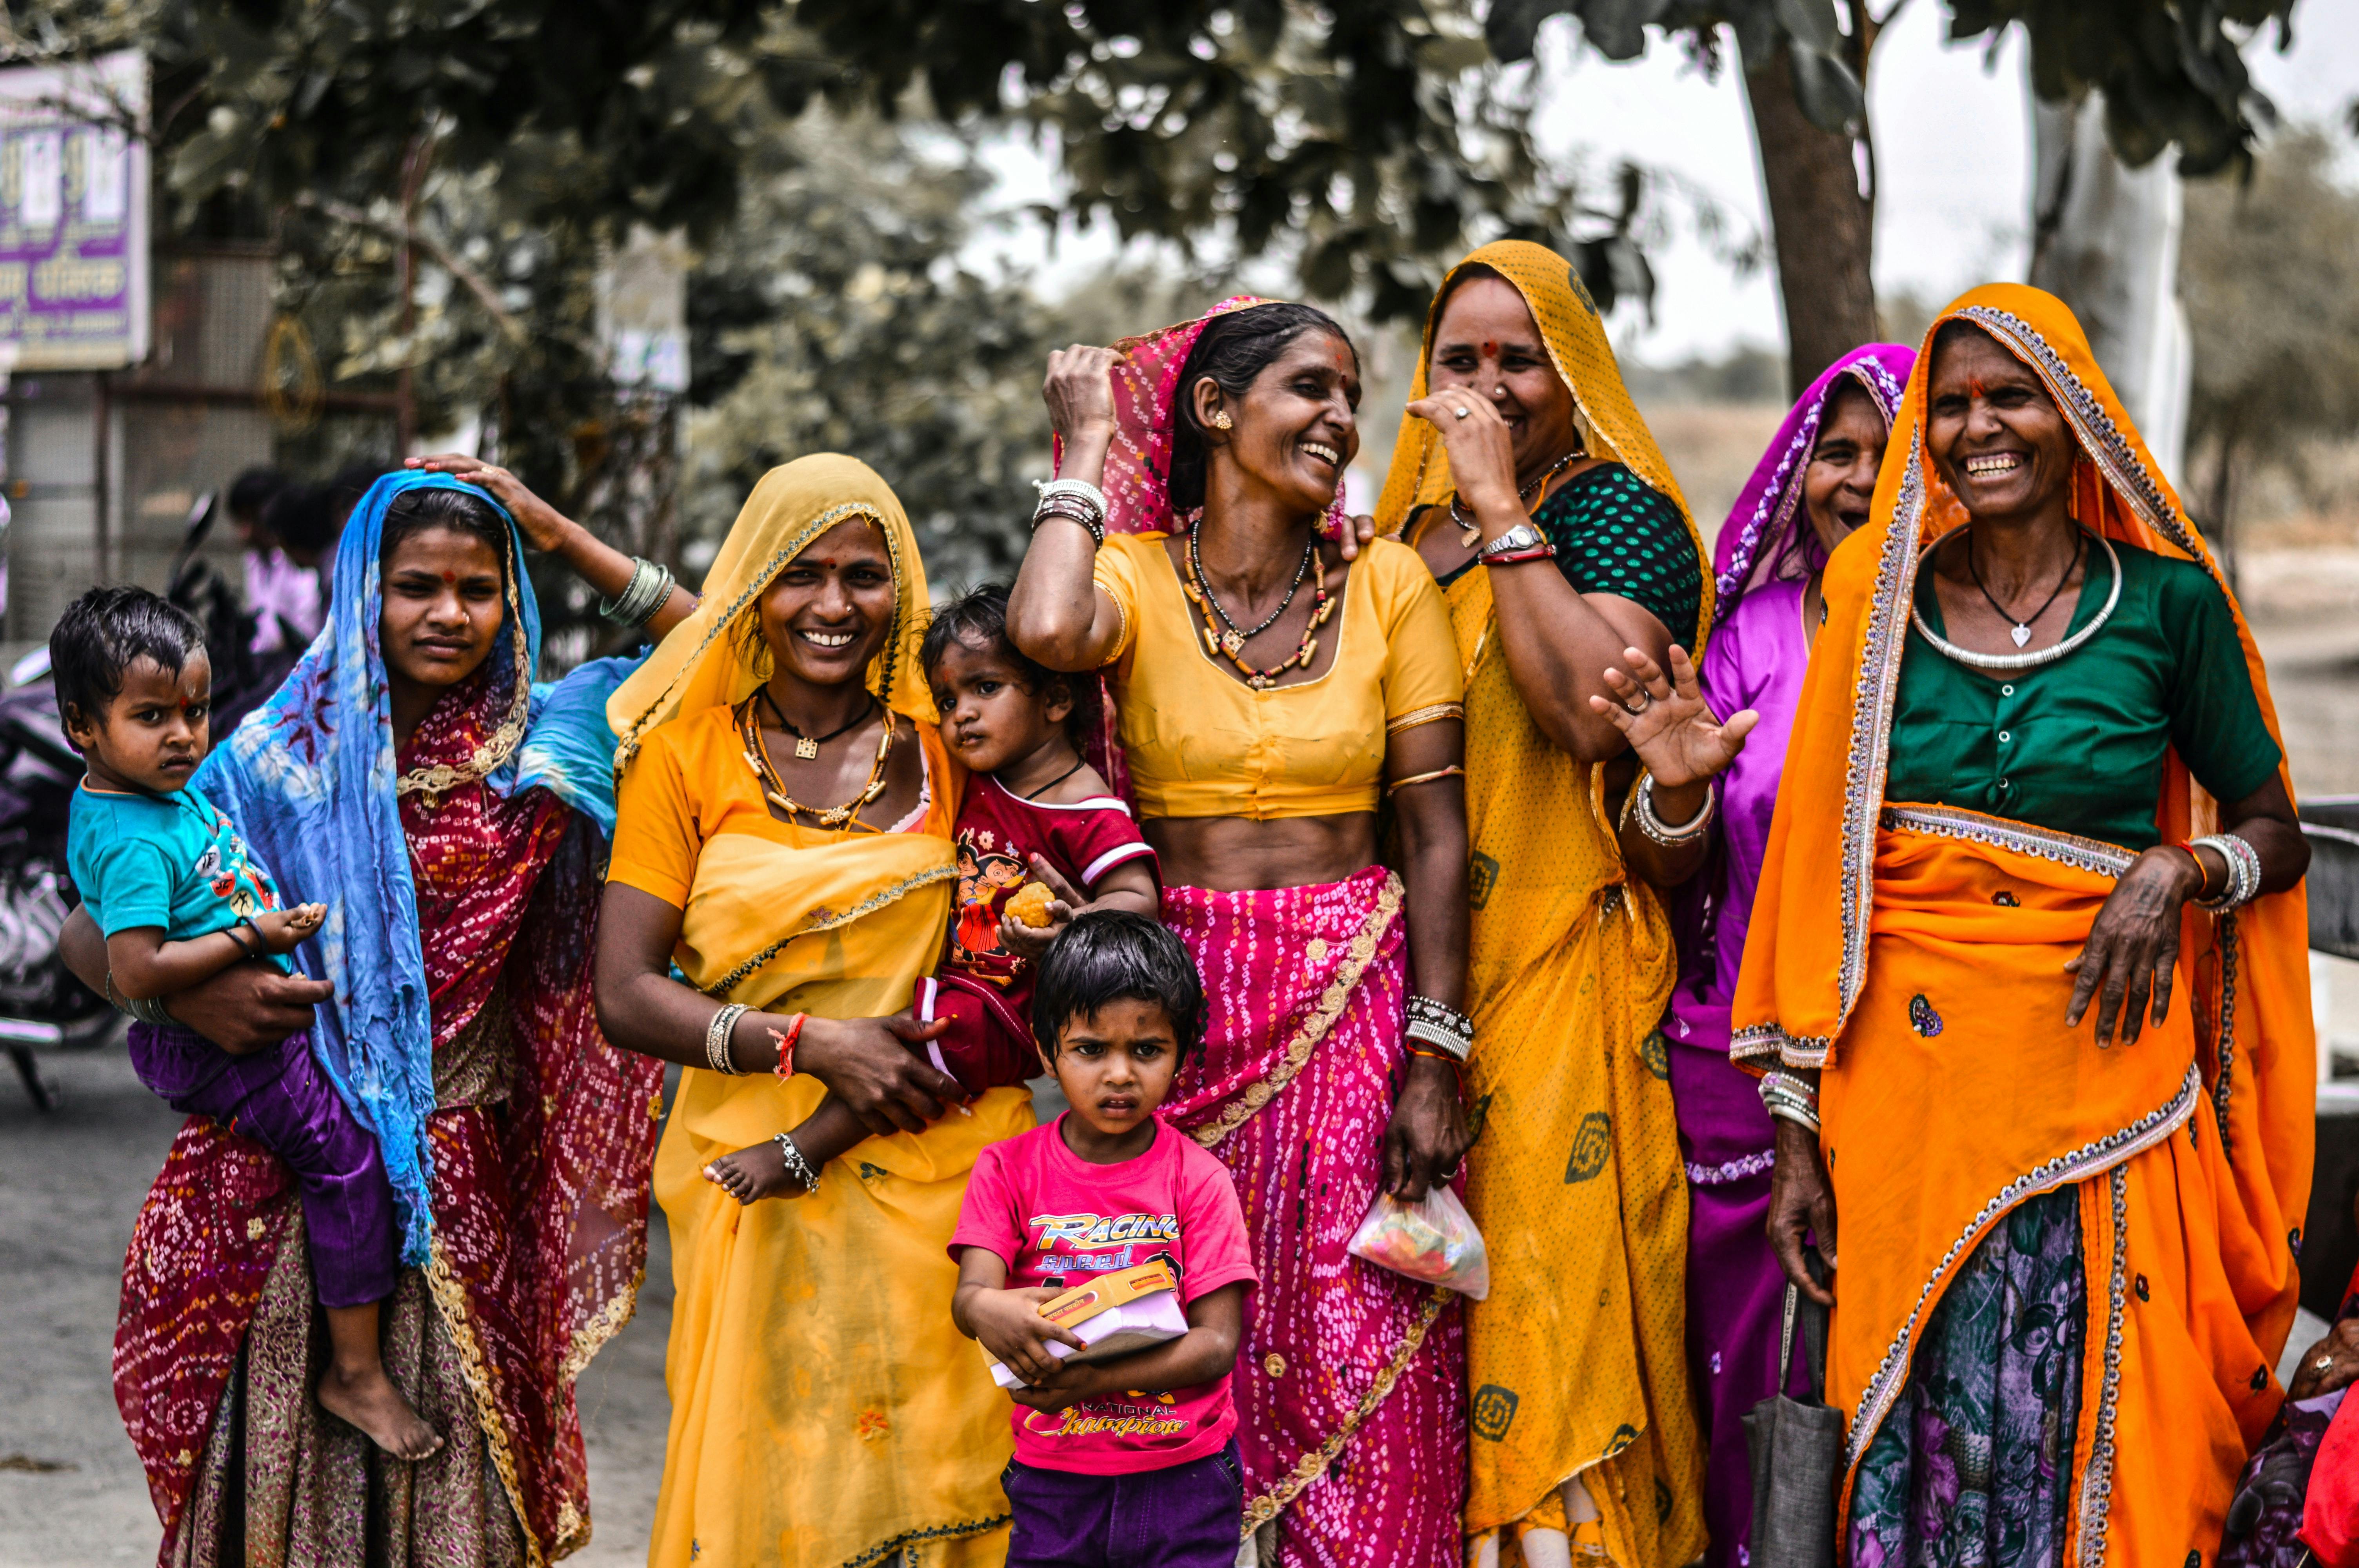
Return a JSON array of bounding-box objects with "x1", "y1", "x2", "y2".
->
[{"x1": 951, "y1": 911, "x2": 1256, "y2": 1568}]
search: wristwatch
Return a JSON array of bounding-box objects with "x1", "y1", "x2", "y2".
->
[{"x1": 1478, "y1": 522, "x2": 1547, "y2": 559}]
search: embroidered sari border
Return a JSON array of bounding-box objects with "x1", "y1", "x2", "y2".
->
[
  {"x1": 425, "y1": 1236, "x2": 550, "y2": 1568},
  {"x1": 1878, "y1": 804, "x2": 2138, "y2": 879},
  {"x1": 2071, "y1": 1163, "x2": 2131, "y2": 1568},
  {"x1": 700, "y1": 863, "x2": 958, "y2": 1001},
  {"x1": 1187, "y1": 872, "x2": 1405, "y2": 1149},
  {"x1": 1841, "y1": 1064, "x2": 2199, "y2": 1474}
]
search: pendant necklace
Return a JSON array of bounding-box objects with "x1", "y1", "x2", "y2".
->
[
  {"x1": 761, "y1": 688, "x2": 876, "y2": 760},
  {"x1": 1967, "y1": 530, "x2": 2083, "y2": 649},
  {"x1": 1188, "y1": 521, "x2": 1314, "y2": 657},
  {"x1": 1183, "y1": 520, "x2": 1336, "y2": 690},
  {"x1": 1455, "y1": 446, "x2": 1583, "y2": 548},
  {"x1": 740, "y1": 697, "x2": 895, "y2": 829}
]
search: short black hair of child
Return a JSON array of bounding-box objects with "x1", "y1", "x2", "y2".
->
[
  {"x1": 920, "y1": 583, "x2": 1076, "y2": 730},
  {"x1": 50, "y1": 585, "x2": 207, "y2": 730},
  {"x1": 1031, "y1": 910, "x2": 1207, "y2": 1061}
]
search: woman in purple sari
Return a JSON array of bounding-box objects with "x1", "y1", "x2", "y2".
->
[{"x1": 1663, "y1": 341, "x2": 1914, "y2": 1565}]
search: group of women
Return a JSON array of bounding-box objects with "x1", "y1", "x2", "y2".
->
[{"x1": 74, "y1": 238, "x2": 2319, "y2": 1568}]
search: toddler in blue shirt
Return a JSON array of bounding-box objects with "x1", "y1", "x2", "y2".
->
[{"x1": 56, "y1": 586, "x2": 440, "y2": 1461}]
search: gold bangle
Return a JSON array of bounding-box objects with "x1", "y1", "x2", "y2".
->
[
  {"x1": 1387, "y1": 765, "x2": 1465, "y2": 795},
  {"x1": 1385, "y1": 702, "x2": 1464, "y2": 736}
]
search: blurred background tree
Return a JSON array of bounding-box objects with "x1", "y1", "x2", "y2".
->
[{"x1": 2179, "y1": 123, "x2": 2359, "y2": 579}]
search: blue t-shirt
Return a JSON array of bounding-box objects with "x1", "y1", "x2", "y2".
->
[{"x1": 68, "y1": 782, "x2": 294, "y2": 972}]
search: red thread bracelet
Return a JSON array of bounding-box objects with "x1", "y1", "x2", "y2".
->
[
  {"x1": 2174, "y1": 841, "x2": 2216, "y2": 902},
  {"x1": 769, "y1": 1013, "x2": 808, "y2": 1081}
]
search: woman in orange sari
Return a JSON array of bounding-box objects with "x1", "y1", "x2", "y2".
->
[{"x1": 1731, "y1": 285, "x2": 2313, "y2": 1565}]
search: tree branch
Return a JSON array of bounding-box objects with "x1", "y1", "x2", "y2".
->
[{"x1": 287, "y1": 191, "x2": 528, "y2": 343}]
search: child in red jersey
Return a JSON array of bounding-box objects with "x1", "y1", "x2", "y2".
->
[
  {"x1": 952, "y1": 911, "x2": 1253, "y2": 1568},
  {"x1": 705, "y1": 584, "x2": 1160, "y2": 1201}
]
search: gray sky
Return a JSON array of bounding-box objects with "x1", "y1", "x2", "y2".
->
[{"x1": 976, "y1": 7, "x2": 2357, "y2": 366}]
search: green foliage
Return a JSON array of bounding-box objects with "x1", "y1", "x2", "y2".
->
[{"x1": 2180, "y1": 124, "x2": 2359, "y2": 523}]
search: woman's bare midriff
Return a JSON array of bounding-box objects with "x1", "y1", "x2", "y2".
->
[{"x1": 1143, "y1": 811, "x2": 1379, "y2": 893}]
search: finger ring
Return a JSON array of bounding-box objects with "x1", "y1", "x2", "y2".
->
[
  {"x1": 1623, "y1": 691, "x2": 1652, "y2": 715},
  {"x1": 2318, "y1": 1355, "x2": 2336, "y2": 1374},
  {"x1": 1452, "y1": 406, "x2": 1471, "y2": 419}
]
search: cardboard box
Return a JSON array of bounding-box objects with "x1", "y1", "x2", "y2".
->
[{"x1": 985, "y1": 1258, "x2": 1189, "y2": 1389}]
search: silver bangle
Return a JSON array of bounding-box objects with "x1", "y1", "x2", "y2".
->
[
  {"x1": 1404, "y1": 1018, "x2": 1473, "y2": 1061},
  {"x1": 600, "y1": 556, "x2": 676, "y2": 629},
  {"x1": 1764, "y1": 1098, "x2": 1821, "y2": 1133},
  {"x1": 1634, "y1": 775, "x2": 1715, "y2": 847},
  {"x1": 705, "y1": 1003, "x2": 750, "y2": 1075},
  {"x1": 1032, "y1": 497, "x2": 1105, "y2": 546},
  {"x1": 2190, "y1": 833, "x2": 2261, "y2": 912},
  {"x1": 1035, "y1": 478, "x2": 1107, "y2": 515},
  {"x1": 103, "y1": 971, "x2": 175, "y2": 1027},
  {"x1": 773, "y1": 1132, "x2": 821, "y2": 1194}
]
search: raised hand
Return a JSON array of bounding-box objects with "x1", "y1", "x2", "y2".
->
[
  {"x1": 1587, "y1": 644, "x2": 1757, "y2": 790},
  {"x1": 403, "y1": 454, "x2": 575, "y2": 554},
  {"x1": 1403, "y1": 394, "x2": 1519, "y2": 528},
  {"x1": 1043, "y1": 345, "x2": 1121, "y2": 452}
]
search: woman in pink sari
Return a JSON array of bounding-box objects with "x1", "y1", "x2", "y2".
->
[
  {"x1": 1662, "y1": 342, "x2": 1913, "y2": 1564},
  {"x1": 1010, "y1": 299, "x2": 1472, "y2": 1568}
]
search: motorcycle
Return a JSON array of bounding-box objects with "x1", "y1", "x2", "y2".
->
[{"x1": 3, "y1": 492, "x2": 303, "y2": 1109}]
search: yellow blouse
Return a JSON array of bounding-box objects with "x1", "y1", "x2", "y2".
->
[{"x1": 1092, "y1": 532, "x2": 1462, "y2": 820}]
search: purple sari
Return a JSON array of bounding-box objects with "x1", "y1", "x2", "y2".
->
[{"x1": 1665, "y1": 342, "x2": 1914, "y2": 1567}]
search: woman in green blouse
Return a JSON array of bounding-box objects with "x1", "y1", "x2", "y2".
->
[{"x1": 1712, "y1": 286, "x2": 2313, "y2": 1564}]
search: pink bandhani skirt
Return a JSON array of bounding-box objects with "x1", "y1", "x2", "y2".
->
[{"x1": 1160, "y1": 867, "x2": 1467, "y2": 1568}]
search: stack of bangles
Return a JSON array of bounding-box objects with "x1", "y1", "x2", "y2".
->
[
  {"x1": 1032, "y1": 478, "x2": 1107, "y2": 546},
  {"x1": 1757, "y1": 1070, "x2": 1819, "y2": 1132},
  {"x1": 1633, "y1": 774, "x2": 1716, "y2": 848},
  {"x1": 1388, "y1": 764, "x2": 1465, "y2": 796},
  {"x1": 705, "y1": 1003, "x2": 750, "y2": 1074},
  {"x1": 2183, "y1": 833, "x2": 2263, "y2": 912},
  {"x1": 103, "y1": 971, "x2": 174, "y2": 1027},
  {"x1": 1405, "y1": 995, "x2": 1474, "y2": 1067},
  {"x1": 600, "y1": 555, "x2": 677, "y2": 630}
]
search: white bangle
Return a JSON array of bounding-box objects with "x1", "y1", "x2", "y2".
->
[
  {"x1": 1634, "y1": 775, "x2": 1715, "y2": 847},
  {"x1": 2190, "y1": 833, "x2": 2262, "y2": 912}
]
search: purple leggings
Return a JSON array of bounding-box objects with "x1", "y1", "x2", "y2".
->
[{"x1": 127, "y1": 1022, "x2": 397, "y2": 1310}]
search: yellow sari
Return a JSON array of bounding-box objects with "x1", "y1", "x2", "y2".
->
[
  {"x1": 609, "y1": 456, "x2": 1029, "y2": 1568},
  {"x1": 1376, "y1": 240, "x2": 1708, "y2": 1567}
]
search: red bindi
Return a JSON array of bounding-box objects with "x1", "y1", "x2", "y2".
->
[
  {"x1": 441, "y1": 570, "x2": 459, "y2": 586},
  {"x1": 1968, "y1": 377, "x2": 1988, "y2": 399},
  {"x1": 1481, "y1": 339, "x2": 1498, "y2": 358}
]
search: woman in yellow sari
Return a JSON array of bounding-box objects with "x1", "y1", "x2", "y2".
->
[
  {"x1": 1733, "y1": 285, "x2": 2313, "y2": 1565},
  {"x1": 594, "y1": 455, "x2": 1029, "y2": 1567},
  {"x1": 1374, "y1": 239, "x2": 1716, "y2": 1567}
]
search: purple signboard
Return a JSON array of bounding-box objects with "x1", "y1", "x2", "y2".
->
[{"x1": 0, "y1": 51, "x2": 148, "y2": 372}]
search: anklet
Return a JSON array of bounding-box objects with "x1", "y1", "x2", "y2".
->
[{"x1": 773, "y1": 1132, "x2": 820, "y2": 1194}]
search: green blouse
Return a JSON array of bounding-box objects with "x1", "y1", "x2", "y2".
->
[
  {"x1": 1885, "y1": 537, "x2": 2280, "y2": 850},
  {"x1": 1435, "y1": 463, "x2": 1703, "y2": 650}
]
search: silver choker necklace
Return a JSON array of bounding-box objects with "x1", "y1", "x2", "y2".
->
[{"x1": 1909, "y1": 528, "x2": 2121, "y2": 671}]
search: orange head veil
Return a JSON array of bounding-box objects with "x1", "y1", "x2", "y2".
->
[{"x1": 1732, "y1": 283, "x2": 2311, "y2": 1220}]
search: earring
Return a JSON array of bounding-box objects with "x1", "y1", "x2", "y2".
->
[{"x1": 1212, "y1": 410, "x2": 1233, "y2": 430}]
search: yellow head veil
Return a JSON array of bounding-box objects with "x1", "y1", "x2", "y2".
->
[
  {"x1": 1372, "y1": 240, "x2": 1712, "y2": 637},
  {"x1": 609, "y1": 453, "x2": 934, "y2": 773}
]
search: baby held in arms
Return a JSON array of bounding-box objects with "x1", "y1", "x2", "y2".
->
[
  {"x1": 951, "y1": 912, "x2": 1256, "y2": 1568},
  {"x1": 703, "y1": 583, "x2": 1161, "y2": 1200},
  {"x1": 55, "y1": 587, "x2": 439, "y2": 1462}
]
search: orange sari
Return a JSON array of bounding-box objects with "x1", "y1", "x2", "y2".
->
[{"x1": 1731, "y1": 285, "x2": 2313, "y2": 1563}]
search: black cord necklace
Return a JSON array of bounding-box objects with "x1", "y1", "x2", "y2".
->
[
  {"x1": 1966, "y1": 530, "x2": 2083, "y2": 650},
  {"x1": 1020, "y1": 759, "x2": 1087, "y2": 800},
  {"x1": 759, "y1": 688, "x2": 878, "y2": 760}
]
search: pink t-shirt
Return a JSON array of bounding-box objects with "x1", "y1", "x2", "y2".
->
[{"x1": 951, "y1": 1114, "x2": 1257, "y2": 1474}]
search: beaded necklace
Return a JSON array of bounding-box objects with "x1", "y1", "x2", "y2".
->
[
  {"x1": 738, "y1": 696, "x2": 895, "y2": 830},
  {"x1": 1181, "y1": 522, "x2": 1337, "y2": 690}
]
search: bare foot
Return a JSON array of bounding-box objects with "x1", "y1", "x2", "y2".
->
[
  {"x1": 316, "y1": 1364, "x2": 442, "y2": 1461},
  {"x1": 704, "y1": 1142, "x2": 803, "y2": 1203}
]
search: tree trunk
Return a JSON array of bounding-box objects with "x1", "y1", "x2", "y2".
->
[{"x1": 1741, "y1": 38, "x2": 1878, "y2": 398}]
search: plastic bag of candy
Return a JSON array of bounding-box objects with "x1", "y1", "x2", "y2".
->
[{"x1": 1346, "y1": 1186, "x2": 1490, "y2": 1300}]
